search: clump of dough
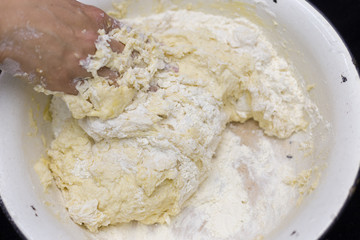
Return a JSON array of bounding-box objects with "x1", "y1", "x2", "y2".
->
[
  {"x1": 40, "y1": 10, "x2": 309, "y2": 232},
  {"x1": 47, "y1": 25, "x2": 229, "y2": 232},
  {"x1": 63, "y1": 27, "x2": 170, "y2": 120}
]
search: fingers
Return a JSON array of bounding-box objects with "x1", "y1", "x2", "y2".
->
[
  {"x1": 75, "y1": 2, "x2": 125, "y2": 83},
  {"x1": 0, "y1": 0, "x2": 126, "y2": 95},
  {"x1": 80, "y1": 4, "x2": 111, "y2": 30},
  {"x1": 97, "y1": 67, "x2": 119, "y2": 81},
  {"x1": 109, "y1": 39, "x2": 125, "y2": 54},
  {"x1": 79, "y1": 2, "x2": 124, "y2": 42},
  {"x1": 48, "y1": 77, "x2": 80, "y2": 95}
]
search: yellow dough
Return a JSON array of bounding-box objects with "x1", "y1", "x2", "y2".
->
[{"x1": 40, "y1": 10, "x2": 308, "y2": 232}]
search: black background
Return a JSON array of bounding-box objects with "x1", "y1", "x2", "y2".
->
[{"x1": 1, "y1": 0, "x2": 360, "y2": 239}]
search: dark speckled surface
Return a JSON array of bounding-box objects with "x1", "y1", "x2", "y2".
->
[{"x1": 1, "y1": 0, "x2": 360, "y2": 239}]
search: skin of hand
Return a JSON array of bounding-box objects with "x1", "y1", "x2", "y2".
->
[{"x1": 0, "y1": 0, "x2": 124, "y2": 94}]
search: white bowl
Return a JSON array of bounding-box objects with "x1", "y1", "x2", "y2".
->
[{"x1": 1, "y1": 0, "x2": 359, "y2": 239}]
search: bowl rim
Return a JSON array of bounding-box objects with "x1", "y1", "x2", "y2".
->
[
  {"x1": 1, "y1": 0, "x2": 360, "y2": 239},
  {"x1": 303, "y1": 2, "x2": 360, "y2": 238}
]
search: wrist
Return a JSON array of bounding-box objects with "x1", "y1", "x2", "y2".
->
[
  {"x1": 0, "y1": 1, "x2": 8, "y2": 36},
  {"x1": 0, "y1": 6, "x2": 8, "y2": 62},
  {"x1": 0, "y1": 31, "x2": 8, "y2": 63},
  {"x1": 0, "y1": 4, "x2": 16, "y2": 63}
]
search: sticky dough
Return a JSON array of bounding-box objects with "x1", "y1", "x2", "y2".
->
[{"x1": 42, "y1": 10, "x2": 308, "y2": 232}]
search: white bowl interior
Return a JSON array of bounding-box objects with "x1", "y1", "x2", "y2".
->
[{"x1": 0, "y1": 0, "x2": 359, "y2": 239}]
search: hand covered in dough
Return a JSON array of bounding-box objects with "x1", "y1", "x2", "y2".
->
[{"x1": 0, "y1": 0, "x2": 124, "y2": 94}]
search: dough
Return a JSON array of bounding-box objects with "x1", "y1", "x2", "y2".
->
[{"x1": 41, "y1": 10, "x2": 308, "y2": 232}]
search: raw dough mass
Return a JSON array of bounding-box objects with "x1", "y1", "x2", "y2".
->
[{"x1": 38, "y1": 9, "x2": 315, "y2": 236}]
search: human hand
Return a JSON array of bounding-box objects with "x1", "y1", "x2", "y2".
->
[{"x1": 0, "y1": 0, "x2": 124, "y2": 94}]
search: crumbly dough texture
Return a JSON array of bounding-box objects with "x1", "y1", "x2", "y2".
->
[{"x1": 42, "y1": 10, "x2": 308, "y2": 232}]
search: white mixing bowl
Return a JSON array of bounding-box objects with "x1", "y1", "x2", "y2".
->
[{"x1": 1, "y1": 0, "x2": 359, "y2": 239}]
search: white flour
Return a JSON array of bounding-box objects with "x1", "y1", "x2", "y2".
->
[
  {"x1": 93, "y1": 127, "x2": 297, "y2": 240},
  {"x1": 187, "y1": 129, "x2": 296, "y2": 239}
]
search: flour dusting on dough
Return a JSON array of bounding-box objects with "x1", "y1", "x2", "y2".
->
[{"x1": 36, "y1": 9, "x2": 325, "y2": 239}]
